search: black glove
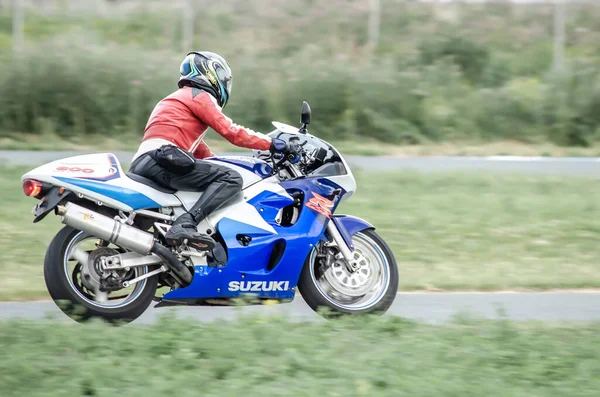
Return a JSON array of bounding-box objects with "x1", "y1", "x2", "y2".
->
[
  {"x1": 270, "y1": 138, "x2": 288, "y2": 154},
  {"x1": 270, "y1": 138, "x2": 301, "y2": 164}
]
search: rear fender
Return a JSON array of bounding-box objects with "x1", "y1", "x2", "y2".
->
[
  {"x1": 32, "y1": 190, "x2": 122, "y2": 224},
  {"x1": 32, "y1": 187, "x2": 72, "y2": 223},
  {"x1": 331, "y1": 215, "x2": 375, "y2": 251}
]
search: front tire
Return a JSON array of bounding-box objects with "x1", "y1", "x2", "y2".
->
[
  {"x1": 44, "y1": 226, "x2": 158, "y2": 324},
  {"x1": 298, "y1": 229, "x2": 398, "y2": 318}
]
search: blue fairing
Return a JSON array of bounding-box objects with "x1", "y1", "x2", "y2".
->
[
  {"x1": 210, "y1": 157, "x2": 274, "y2": 178},
  {"x1": 332, "y1": 215, "x2": 375, "y2": 251},
  {"x1": 55, "y1": 177, "x2": 159, "y2": 210},
  {"x1": 247, "y1": 190, "x2": 295, "y2": 223},
  {"x1": 163, "y1": 177, "x2": 347, "y2": 301}
]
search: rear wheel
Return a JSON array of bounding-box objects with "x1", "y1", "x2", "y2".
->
[
  {"x1": 44, "y1": 226, "x2": 158, "y2": 324},
  {"x1": 298, "y1": 229, "x2": 398, "y2": 318}
]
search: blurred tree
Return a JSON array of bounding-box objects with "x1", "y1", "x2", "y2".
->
[
  {"x1": 552, "y1": 0, "x2": 566, "y2": 73},
  {"x1": 11, "y1": 0, "x2": 23, "y2": 52},
  {"x1": 182, "y1": 0, "x2": 194, "y2": 52},
  {"x1": 368, "y1": 0, "x2": 380, "y2": 50}
]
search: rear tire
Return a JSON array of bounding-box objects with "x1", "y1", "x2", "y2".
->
[
  {"x1": 298, "y1": 229, "x2": 398, "y2": 318},
  {"x1": 44, "y1": 226, "x2": 157, "y2": 324}
]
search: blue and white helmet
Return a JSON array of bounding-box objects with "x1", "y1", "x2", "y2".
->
[{"x1": 178, "y1": 51, "x2": 233, "y2": 108}]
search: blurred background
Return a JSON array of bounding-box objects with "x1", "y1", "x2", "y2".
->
[
  {"x1": 1, "y1": 0, "x2": 600, "y2": 155},
  {"x1": 1, "y1": 2, "x2": 600, "y2": 396}
]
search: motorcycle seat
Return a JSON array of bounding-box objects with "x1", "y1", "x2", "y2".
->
[{"x1": 125, "y1": 172, "x2": 177, "y2": 194}]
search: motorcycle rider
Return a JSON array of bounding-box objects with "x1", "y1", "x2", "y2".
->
[{"x1": 128, "y1": 51, "x2": 289, "y2": 250}]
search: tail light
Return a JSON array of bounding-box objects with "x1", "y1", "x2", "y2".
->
[{"x1": 22, "y1": 179, "x2": 44, "y2": 198}]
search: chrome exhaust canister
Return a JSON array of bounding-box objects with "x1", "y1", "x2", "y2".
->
[{"x1": 58, "y1": 202, "x2": 155, "y2": 255}]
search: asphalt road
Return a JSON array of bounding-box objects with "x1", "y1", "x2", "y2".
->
[
  {"x1": 1, "y1": 292, "x2": 599, "y2": 325},
  {"x1": 3, "y1": 150, "x2": 600, "y2": 176}
]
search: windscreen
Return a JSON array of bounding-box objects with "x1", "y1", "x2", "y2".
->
[{"x1": 268, "y1": 131, "x2": 348, "y2": 177}]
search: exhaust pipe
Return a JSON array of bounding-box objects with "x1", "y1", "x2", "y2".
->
[
  {"x1": 57, "y1": 202, "x2": 193, "y2": 284},
  {"x1": 58, "y1": 202, "x2": 154, "y2": 254},
  {"x1": 151, "y1": 244, "x2": 193, "y2": 285}
]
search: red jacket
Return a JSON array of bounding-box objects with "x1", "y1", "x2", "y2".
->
[{"x1": 141, "y1": 87, "x2": 272, "y2": 159}]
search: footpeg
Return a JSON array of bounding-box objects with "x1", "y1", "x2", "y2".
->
[
  {"x1": 165, "y1": 226, "x2": 216, "y2": 251},
  {"x1": 186, "y1": 237, "x2": 215, "y2": 251}
]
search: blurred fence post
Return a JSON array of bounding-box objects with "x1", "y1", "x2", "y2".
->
[
  {"x1": 12, "y1": 0, "x2": 24, "y2": 53},
  {"x1": 552, "y1": 0, "x2": 566, "y2": 73},
  {"x1": 182, "y1": 0, "x2": 194, "y2": 51},
  {"x1": 368, "y1": 0, "x2": 380, "y2": 49}
]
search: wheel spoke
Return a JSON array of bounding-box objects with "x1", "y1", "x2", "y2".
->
[
  {"x1": 94, "y1": 290, "x2": 108, "y2": 303},
  {"x1": 69, "y1": 247, "x2": 90, "y2": 266},
  {"x1": 65, "y1": 233, "x2": 149, "y2": 309}
]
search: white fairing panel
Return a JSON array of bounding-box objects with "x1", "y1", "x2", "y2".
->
[
  {"x1": 271, "y1": 121, "x2": 305, "y2": 135},
  {"x1": 21, "y1": 153, "x2": 183, "y2": 211},
  {"x1": 195, "y1": 176, "x2": 290, "y2": 234}
]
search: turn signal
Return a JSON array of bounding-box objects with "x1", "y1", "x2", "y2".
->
[{"x1": 22, "y1": 179, "x2": 43, "y2": 197}]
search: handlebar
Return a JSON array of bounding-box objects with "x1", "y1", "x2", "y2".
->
[
  {"x1": 257, "y1": 138, "x2": 315, "y2": 180},
  {"x1": 286, "y1": 143, "x2": 302, "y2": 163},
  {"x1": 272, "y1": 142, "x2": 302, "y2": 170}
]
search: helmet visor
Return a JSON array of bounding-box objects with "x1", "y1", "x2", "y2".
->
[
  {"x1": 217, "y1": 67, "x2": 233, "y2": 95},
  {"x1": 226, "y1": 76, "x2": 233, "y2": 95}
]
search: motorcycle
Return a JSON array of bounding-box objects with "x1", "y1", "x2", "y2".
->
[{"x1": 21, "y1": 101, "x2": 398, "y2": 324}]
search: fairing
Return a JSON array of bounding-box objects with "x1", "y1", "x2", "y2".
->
[
  {"x1": 163, "y1": 176, "x2": 349, "y2": 301},
  {"x1": 20, "y1": 153, "x2": 272, "y2": 212},
  {"x1": 21, "y1": 153, "x2": 180, "y2": 211},
  {"x1": 209, "y1": 156, "x2": 274, "y2": 181}
]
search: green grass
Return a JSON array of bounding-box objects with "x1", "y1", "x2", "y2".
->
[
  {"x1": 339, "y1": 170, "x2": 600, "y2": 291},
  {"x1": 2, "y1": 166, "x2": 600, "y2": 300},
  {"x1": 0, "y1": 316, "x2": 599, "y2": 397}
]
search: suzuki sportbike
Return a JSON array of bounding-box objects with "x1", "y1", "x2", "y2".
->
[{"x1": 21, "y1": 102, "x2": 398, "y2": 323}]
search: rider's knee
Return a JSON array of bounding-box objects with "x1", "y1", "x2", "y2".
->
[{"x1": 224, "y1": 169, "x2": 243, "y2": 189}]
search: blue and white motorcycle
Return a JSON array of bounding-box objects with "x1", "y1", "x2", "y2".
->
[{"x1": 21, "y1": 102, "x2": 398, "y2": 323}]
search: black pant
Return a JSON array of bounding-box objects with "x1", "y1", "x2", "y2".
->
[{"x1": 129, "y1": 152, "x2": 243, "y2": 223}]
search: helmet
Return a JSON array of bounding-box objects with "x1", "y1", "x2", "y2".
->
[{"x1": 178, "y1": 51, "x2": 233, "y2": 108}]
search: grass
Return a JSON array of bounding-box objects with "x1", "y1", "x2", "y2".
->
[
  {"x1": 2, "y1": 166, "x2": 600, "y2": 300},
  {"x1": 0, "y1": 316, "x2": 599, "y2": 397},
  {"x1": 4, "y1": 133, "x2": 600, "y2": 157},
  {"x1": 339, "y1": 170, "x2": 600, "y2": 291}
]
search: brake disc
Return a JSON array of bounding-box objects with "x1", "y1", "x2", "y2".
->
[
  {"x1": 322, "y1": 255, "x2": 377, "y2": 298},
  {"x1": 81, "y1": 247, "x2": 120, "y2": 291}
]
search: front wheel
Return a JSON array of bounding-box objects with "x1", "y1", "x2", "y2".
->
[
  {"x1": 44, "y1": 226, "x2": 158, "y2": 324},
  {"x1": 298, "y1": 229, "x2": 398, "y2": 318}
]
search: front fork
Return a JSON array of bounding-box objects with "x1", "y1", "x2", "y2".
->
[{"x1": 325, "y1": 221, "x2": 367, "y2": 272}]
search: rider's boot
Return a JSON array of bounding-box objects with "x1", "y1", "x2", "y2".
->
[{"x1": 165, "y1": 213, "x2": 216, "y2": 251}]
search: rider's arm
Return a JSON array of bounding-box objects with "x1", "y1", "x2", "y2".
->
[
  {"x1": 190, "y1": 92, "x2": 272, "y2": 151},
  {"x1": 191, "y1": 140, "x2": 216, "y2": 159}
]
